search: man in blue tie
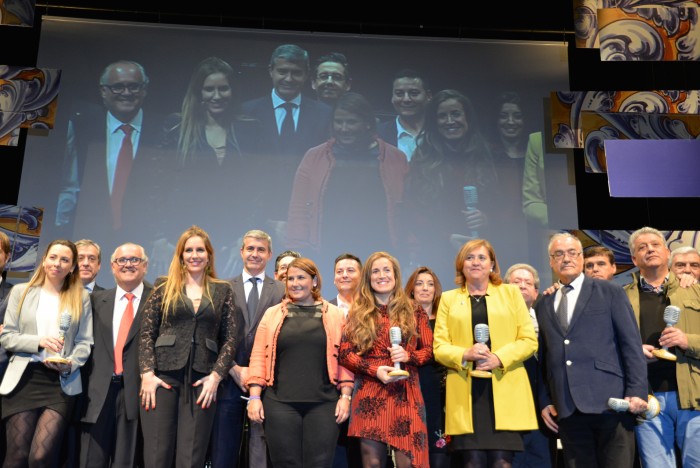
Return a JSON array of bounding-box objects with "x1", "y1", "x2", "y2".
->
[{"x1": 210, "y1": 229, "x2": 285, "y2": 468}]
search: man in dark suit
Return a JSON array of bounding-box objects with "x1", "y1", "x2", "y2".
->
[
  {"x1": 79, "y1": 242, "x2": 152, "y2": 468},
  {"x1": 56, "y1": 60, "x2": 165, "y2": 251},
  {"x1": 211, "y1": 229, "x2": 285, "y2": 468},
  {"x1": 0, "y1": 230, "x2": 13, "y2": 459},
  {"x1": 241, "y1": 44, "x2": 333, "y2": 228},
  {"x1": 75, "y1": 239, "x2": 104, "y2": 292},
  {"x1": 536, "y1": 232, "x2": 648, "y2": 468}
]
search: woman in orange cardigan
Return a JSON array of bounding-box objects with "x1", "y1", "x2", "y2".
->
[{"x1": 247, "y1": 257, "x2": 354, "y2": 467}]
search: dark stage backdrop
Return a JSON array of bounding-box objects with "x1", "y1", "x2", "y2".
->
[{"x1": 19, "y1": 17, "x2": 573, "y2": 288}]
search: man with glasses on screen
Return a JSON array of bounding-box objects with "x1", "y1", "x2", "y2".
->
[
  {"x1": 311, "y1": 52, "x2": 352, "y2": 107},
  {"x1": 56, "y1": 60, "x2": 164, "y2": 251}
]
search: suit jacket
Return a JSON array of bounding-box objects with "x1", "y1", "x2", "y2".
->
[
  {"x1": 58, "y1": 104, "x2": 167, "y2": 247},
  {"x1": 241, "y1": 95, "x2": 332, "y2": 218},
  {"x1": 0, "y1": 283, "x2": 94, "y2": 396},
  {"x1": 0, "y1": 279, "x2": 13, "y2": 304},
  {"x1": 535, "y1": 275, "x2": 647, "y2": 418},
  {"x1": 376, "y1": 118, "x2": 399, "y2": 147},
  {"x1": 230, "y1": 274, "x2": 285, "y2": 366},
  {"x1": 81, "y1": 283, "x2": 153, "y2": 423},
  {"x1": 0, "y1": 279, "x2": 15, "y2": 379},
  {"x1": 240, "y1": 94, "x2": 332, "y2": 160},
  {"x1": 139, "y1": 280, "x2": 237, "y2": 379}
]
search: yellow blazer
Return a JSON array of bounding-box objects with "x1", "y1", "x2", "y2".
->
[{"x1": 434, "y1": 283, "x2": 538, "y2": 434}]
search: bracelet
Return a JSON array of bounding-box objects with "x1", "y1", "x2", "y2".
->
[
  {"x1": 339, "y1": 394, "x2": 352, "y2": 401},
  {"x1": 248, "y1": 395, "x2": 261, "y2": 400}
]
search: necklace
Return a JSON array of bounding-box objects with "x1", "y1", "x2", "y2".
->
[{"x1": 470, "y1": 294, "x2": 485, "y2": 303}]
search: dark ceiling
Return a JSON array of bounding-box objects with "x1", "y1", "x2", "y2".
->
[{"x1": 37, "y1": 1, "x2": 576, "y2": 41}]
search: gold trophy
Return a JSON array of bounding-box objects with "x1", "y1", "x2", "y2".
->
[
  {"x1": 471, "y1": 323, "x2": 492, "y2": 378},
  {"x1": 45, "y1": 310, "x2": 71, "y2": 365},
  {"x1": 652, "y1": 305, "x2": 680, "y2": 361},
  {"x1": 388, "y1": 326, "x2": 409, "y2": 377}
]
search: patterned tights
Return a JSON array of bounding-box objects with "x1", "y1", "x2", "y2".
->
[{"x1": 3, "y1": 408, "x2": 67, "y2": 468}]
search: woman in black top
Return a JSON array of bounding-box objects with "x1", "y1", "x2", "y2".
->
[{"x1": 139, "y1": 225, "x2": 237, "y2": 468}]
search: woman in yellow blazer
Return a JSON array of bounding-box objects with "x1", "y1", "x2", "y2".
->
[{"x1": 434, "y1": 239, "x2": 537, "y2": 467}]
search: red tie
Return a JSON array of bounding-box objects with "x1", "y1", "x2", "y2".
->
[
  {"x1": 111, "y1": 124, "x2": 134, "y2": 230},
  {"x1": 114, "y1": 292, "x2": 135, "y2": 375}
]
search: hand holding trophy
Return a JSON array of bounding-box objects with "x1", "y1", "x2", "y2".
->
[
  {"x1": 471, "y1": 323, "x2": 492, "y2": 378},
  {"x1": 44, "y1": 310, "x2": 71, "y2": 365},
  {"x1": 387, "y1": 326, "x2": 409, "y2": 378},
  {"x1": 652, "y1": 305, "x2": 681, "y2": 361}
]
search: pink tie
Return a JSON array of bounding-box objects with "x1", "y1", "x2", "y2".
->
[
  {"x1": 114, "y1": 292, "x2": 135, "y2": 375},
  {"x1": 111, "y1": 124, "x2": 134, "y2": 230}
]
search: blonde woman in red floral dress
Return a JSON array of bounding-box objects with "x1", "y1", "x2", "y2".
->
[{"x1": 340, "y1": 251, "x2": 433, "y2": 468}]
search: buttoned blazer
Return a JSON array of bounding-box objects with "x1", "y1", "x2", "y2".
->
[
  {"x1": 139, "y1": 280, "x2": 237, "y2": 378},
  {"x1": 229, "y1": 274, "x2": 285, "y2": 367},
  {"x1": 81, "y1": 283, "x2": 153, "y2": 423},
  {"x1": 240, "y1": 94, "x2": 332, "y2": 159},
  {"x1": 535, "y1": 276, "x2": 647, "y2": 418},
  {"x1": 0, "y1": 283, "x2": 93, "y2": 396}
]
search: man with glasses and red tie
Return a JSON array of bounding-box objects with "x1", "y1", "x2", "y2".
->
[
  {"x1": 56, "y1": 60, "x2": 165, "y2": 250},
  {"x1": 80, "y1": 243, "x2": 152, "y2": 468},
  {"x1": 536, "y1": 232, "x2": 648, "y2": 468}
]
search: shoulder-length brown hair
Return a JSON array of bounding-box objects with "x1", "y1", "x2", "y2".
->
[
  {"x1": 404, "y1": 265, "x2": 443, "y2": 313},
  {"x1": 286, "y1": 257, "x2": 322, "y2": 301},
  {"x1": 345, "y1": 251, "x2": 417, "y2": 355},
  {"x1": 20, "y1": 239, "x2": 84, "y2": 321},
  {"x1": 454, "y1": 239, "x2": 503, "y2": 289},
  {"x1": 159, "y1": 225, "x2": 226, "y2": 319}
]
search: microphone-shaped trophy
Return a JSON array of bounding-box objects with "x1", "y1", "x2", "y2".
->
[
  {"x1": 608, "y1": 394, "x2": 661, "y2": 420},
  {"x1": 463, "y1": 185, "x2": 479, "y2": 239},
  {"x1": 388, "y1": 326, "x2": 409, "y2": 378},
  {"x1": 471, "y1": 323, "x2": 492, "y2": 378},
  {"x1": 652, "y1": 305, "x2": 681, "y2": 361},
  {"x1": 46, "y1": 310, "x2": 71, "y2": 364}
]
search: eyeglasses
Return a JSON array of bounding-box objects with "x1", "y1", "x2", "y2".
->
[
  {"x1": 317, "y1": 72, "x2": 346, "y2": 82},
  {"x1": 550, "y1": 250, "x2": 582, "y2": 260},
  {"x1": 113, "y1": 257, "x2": 143, "y2": 266},
  {"x1": 102, "y1": 83, "x2": 145, "y2": 94},
  {"x1": 465, "y1": 254, "x2": 490, "y2": 263}
]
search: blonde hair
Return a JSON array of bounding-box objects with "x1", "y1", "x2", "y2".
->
[
  {"x1": 345, "y1": 252, "x2": 417, "y2": 355},
  {"x1": 454, "y1": 239, "x2": 503, "y2": 288},
  {"x1": 20, "y1": 239, "x2": 84, "y2": 322},
  {"x1": 159, "y1": 226, "x2": 226, "y2": 320}
]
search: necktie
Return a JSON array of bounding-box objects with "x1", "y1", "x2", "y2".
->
[
  {"x1": 111, "y1": 124, "x2": 134, "y2": 230},
  {"x1": 114, "y1": 292, "x2": 135, "y2": 375},
  {"x1": 279, "y1": 102, "x2": 296, "y2": 141},
  {"x1": 556, "y1": 285, "x2": 572, "y2": 331},
  {"x1": 247, "y1": 277, "x2": 259, "y2": 323}
]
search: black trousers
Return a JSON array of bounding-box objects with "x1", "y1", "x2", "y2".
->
[
  {"x1": 558, "y1": 410, "x2": 636, "y2": 468},
  {"x1": 80, "y1": 378, "x2": 139, "y2": 468},
  {"x1": 263, "y1": 397, "x2": 340, "y2": 468},
  {"x1": 140, "y1": 370, "x2": 215, "y2": 468}
]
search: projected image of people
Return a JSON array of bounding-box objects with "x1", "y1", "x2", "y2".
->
[
  {"x1": 154, "y1": 56, "x2": 262, "y2": 277},
  {"x1": 55, "y1": 60, "x2": 166, "y2": 252},
  {"x1": 286, "y1": 92, "x2": 408, "y2": 264},
  {"x1": 404, "y1": 89, "x2": 497, "y2": 280},
  {"x1": 19, "y1": 19, "x2": 571, "y2": 288}
]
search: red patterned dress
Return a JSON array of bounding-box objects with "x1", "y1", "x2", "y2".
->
[{"x1": 339, "y1": 305, "x2": 433, "y2": 468}]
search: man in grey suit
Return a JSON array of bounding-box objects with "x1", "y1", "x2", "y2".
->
[
  {"x1": 536, "y1": 232, "x2": 648, "y2": 468},
  {"x1": 211, "y1": 229, "x2": 285, "y2": 468},
  {"x1": 79, "y1": 243, "x2": 151, "y2": 468}
]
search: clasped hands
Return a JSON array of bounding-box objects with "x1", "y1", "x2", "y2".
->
[
  {"x1": 464, "y1": 343, "x2": 501, "y2": 372},
  {"x1": 140, "y1": 370, "x2": 221, "y2": 410}
]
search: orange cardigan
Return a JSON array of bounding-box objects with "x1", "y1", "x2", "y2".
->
[{"x1": 246, "y1": 299, "x2": 354, "y2": 390}]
